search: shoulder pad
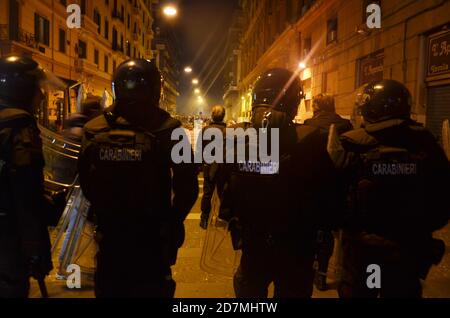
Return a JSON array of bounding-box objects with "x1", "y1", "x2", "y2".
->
[
  {"x1": 153, "y1": 117, "x2": 181, "y2": 134},
  {"x1": 83, "y1": 114, "x2": 111, "y2": 134},
  {"x1": 340, "y1": 128, "x2": 378, "y2": 152},
  {"x1": 295, "y1": 124, "x2": 320, "y2": 142}
]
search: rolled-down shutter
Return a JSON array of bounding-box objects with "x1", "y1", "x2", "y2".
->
[{"x1": 426, "y1": 85, "x2": 450, "y2": 142}]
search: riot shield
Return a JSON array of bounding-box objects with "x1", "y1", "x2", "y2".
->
[
  {"x1": 442, "y1": 119, "x2": 450, "y2": 160},
  {"x1": 200, "y1": 189, "x2": 241, "y2": 277},
  {"x1": 41, "y1": 127, "x2": 96, "y2": 278}
]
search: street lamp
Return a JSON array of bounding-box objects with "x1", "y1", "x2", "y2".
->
[
  {"x1": 298, "y1": 61, "x2": 306, "y2": 70},
  {"x1": 184, "y1": 66, "x2": 192, "y2": 74},
  {"x1": 194, "y1": 88, "x2": 200, "y2": 95},
  {"x1": 192, "y1": 78, "x2": 199, "y2": 85},
  {"x1": 163, "y1": 5, "x2": 178, "y2": 18},
  {"x1": 197, "y1": 96, "x2": 204, "y2": 104}
]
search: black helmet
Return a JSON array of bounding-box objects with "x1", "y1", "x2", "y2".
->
[
  {"x1": 0, "y1": 55, "x2": 59, "y2": 112},
  {"x1": 358, "y1": 80, "x2": 411, "y2": 124},
  {"x1": 112, "y1": 59, "x2": 162, "y2": 107},
  {"x1": 252, "y1": 68, "x2": 303, "y2": 113}
]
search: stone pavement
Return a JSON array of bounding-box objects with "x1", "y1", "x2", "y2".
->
[{"x1": 29, "y1": 176, "x2": 450, "y2": 298}]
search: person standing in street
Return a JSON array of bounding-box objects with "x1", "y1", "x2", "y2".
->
[
  {"x1": 304, "y1": 93, "x2": 353, "y2": 291},
  {"x1": 0, "y1": 55, "x2": 64, "y2": 297},
  {"x1": 78, "y1": 59, "x2": 198, "y2": 298},
  {"x1": 220, "y1": 68, "x2": 336, "y2": 297},
  {"x1": 329, "y1": 80, "x2": 450, "y2": 298},
  {"x1": 199, "y1": 105, "x2": 227, "y2": 229}
]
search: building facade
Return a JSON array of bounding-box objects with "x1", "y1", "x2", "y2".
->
[
  {"x1": 235, "y1": 0, "x2": 450, "y2": 141},
  {"x1": 151, "y1": 2, "x2": 180, "y2": 115},
  {"x1": 0, "y1": 0, "x2": 156, "y2": 131},
  {"x1": 222, "y1": 8, "x2": 243, "y2": 122}
]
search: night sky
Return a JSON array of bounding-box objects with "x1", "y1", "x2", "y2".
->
[{"x1": 171, "y1": 0, "x2": 239, "y2": 115}]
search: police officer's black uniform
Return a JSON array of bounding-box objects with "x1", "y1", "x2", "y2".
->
[
  {"x1": 0, "y1": 55, "x2": 55, "y2": 297},
  {"x1": 78, "y1": 59, "x2": 198, "y2": 298},
  {"x1": 220, "y1": 69, "x2": 336, "y2": 298},
  {"x1": 330, "y1": 80, "x2": 450, "y2": 297}
]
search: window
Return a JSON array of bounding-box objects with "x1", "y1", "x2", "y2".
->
[
  {"x1": 78, "y1": 40, "x2": 87, "y2": 59},
  {"x1": 126, "y1": 41, "x2": 131, "y2": 56},
  {"x1": 105, "y1": 0, "x2": 109, "y2": 6},
  {"x1": 59, "y1": 29, "x2": 66, "y2": 53},
  {"x1": 34, "y1": 13, "x2": 50, "y2": 46},
  {"x1": 327, "y1": 18, "x2": 338, "y2": 44},
  {"x1": 93, "y1": 10, "x2": 101, "y2": 34},
  {"x1": 60, "y1": 0, "x2": 67, "y2": 5},
  {"x1": 104, "y1": 55, "x2": 109, "y2": 73},
  {"x1": 303, "y1": 37, "x2": 311, "y2": 58},
  {"x1": 127, "y1": 14, "x2": 130, "y2": 29},
  {"x1": 94, "y1": 49, "x2": 99, "y2": 65},
  {"x1": 113, "y1": 60, "x2": 117, "y2": 73},
  {"x1": 80, "y1": 0, "x2": 86, "y2": 15},
  {"x1": 105, "y1": 19, "x2": 109, "y2": 39}
]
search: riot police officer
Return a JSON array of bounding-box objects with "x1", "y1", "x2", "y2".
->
[
  {"x1": 220, "y1": 68, "x2": 336, "y2": 297},
  {"x1": 0, "y1": 55, "x2": 61, "y2": 297},
  {"x1": 78, "y1": 59, "x2": 198, "y2": 298},
  {"x1": 329, "y1": 80, "x2": 450, "y2": 297}
]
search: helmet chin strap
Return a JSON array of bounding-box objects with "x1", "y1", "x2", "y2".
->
[{"x1": 252, "y1": 105, "x2": 290, "y2": 130}]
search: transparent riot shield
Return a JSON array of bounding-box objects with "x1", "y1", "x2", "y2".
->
[
  {"x1": 200, "y1": 189, "x2": 241, "y2": 277},
  {"x1": 442, "y1": 119, "x2": 450, "y2": 160},
  {"x1": 40, "y1": 126, "x2": 96, "y2": 278}
]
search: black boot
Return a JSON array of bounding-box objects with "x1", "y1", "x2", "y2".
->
[{"x1": 314, "y1": 272, "x2": 327, "y2": 291}]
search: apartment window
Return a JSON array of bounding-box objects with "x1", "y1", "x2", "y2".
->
[
  {"x1": 78, "y1": 40, "x2": 87, "y2": 59},
  {"x1": 60, "y1": 0, "x2": 67, "y2": 5},
  {"x1": 94, "y1": 49, "x2": 99, "y2": 65},
  {"x1": 105, "y1": 0, "x2": 109, "y2": 5},
  {"x1": 58, "y1": 29, "x2": 66, "y2": 53},
  {"x1": 34, "y1": 13, "x2": 50, "y2": 46},
  {"x1": 80, "y1": 0, "x2": 86, "y2": 15},
  {"x1": 93, "y1": 9, "x2": 101, "y2": 34},
  {"x1": 105, "y1": 19, "x2": 109, "y2": 39},
  {"x1": 327, "y1": 18, "x2": 338, "y2": 44},
  {"x1": 104, "y1": 55, "x2": 109, "y2": 73},
  {"x1": 127, "y1": 14, "x2": 131, "y2": 29},
  {"x1": 112, "y1": 27, "x2": 118, "y2": 49},
  {"x1": 303, "y1": 37, "x2": 311, "y2": 58},
  {"x1": 126, "y1": 41, "x2": 131, "y2": 56}
]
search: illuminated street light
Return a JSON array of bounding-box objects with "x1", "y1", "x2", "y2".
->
[
  {"x1": 184, "y1": 66, "x2": 192, "y2": 73},
  {"x1": 192, "y1": 78, "x2": 199, "y2": 85},
  {"x1": 197, "y1": 96, "x2": 204, "y2": 104},
  {"x1": 298, "y1": 62, "x2": 306, "y2": 70},
  {"x1": 194, "y1": 88, "x2": 200, "y2": 94},
  {"x1": 163, "y1": 5, "x2": 178, "y2": 17}
]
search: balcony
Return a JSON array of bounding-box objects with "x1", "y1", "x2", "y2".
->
[{"x1": 0, "y1": 24, "x2": 38, "y2": 49}]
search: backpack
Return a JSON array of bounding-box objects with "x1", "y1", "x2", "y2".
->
[
  {"x1": 348, "y1": 141, "x2": 431, "y2": 237},
  {"x1": 226, "y1": 124, "x2": 316, "y2": 237},
  {"x1": 80, "y1": 113, "x2": 171, "y2": 217}
]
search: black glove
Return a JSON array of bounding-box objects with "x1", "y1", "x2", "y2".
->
[
  {"x1": 23, "y1": 242, "x2": 53, "y2": 280},
  {"x1": 43, "y1": 186, "x2": 68, "y2": 226}
]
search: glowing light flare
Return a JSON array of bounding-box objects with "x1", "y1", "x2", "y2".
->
[{"x1": 163, "y1": 6, "x2": 178, "y2": 17}]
